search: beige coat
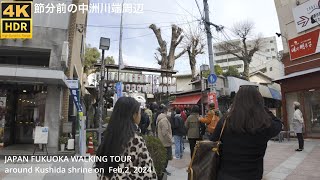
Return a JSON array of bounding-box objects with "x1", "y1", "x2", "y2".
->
[
  {"x1": 156, "y1": 113, "x2": 173, "y2": 147},
  {"x1": 185, "y1": 113, "x2": 201, "y2": 139}
]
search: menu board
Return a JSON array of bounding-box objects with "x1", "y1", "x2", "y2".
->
[{"x1": 34, "y1": 126, "x2": 49, "y2": 144}]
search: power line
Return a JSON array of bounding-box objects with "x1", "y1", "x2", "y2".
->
[
  {"x1": 144, "y1": 9, "x2": 187, "y2": 16},
  {"x1": 194, "y1": 0, "x2": 204, "y2": 19},
  {"x1": 174, "y1": 0, "x2": 199, "y2": 20},
  {"x1": 86, "y1": 20, "x2": 200, "y2": 30}
]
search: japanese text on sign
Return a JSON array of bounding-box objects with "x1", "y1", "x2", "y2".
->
[{"x1": 33, "y1": 3, "x2": 144, "y2": 14}]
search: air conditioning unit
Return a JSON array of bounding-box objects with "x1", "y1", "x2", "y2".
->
[{"x1": 61, "y1": 41, "x2": 69, "y2": 69}]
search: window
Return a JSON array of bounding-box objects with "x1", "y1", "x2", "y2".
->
[
  {"x1": 269, "y1": 67, "x2": 273, "y2": 71},
  {"x1": 272, "y1": 56, "x2": 276, "y2": 59},
  {"x1": 266, "y1": 49, "x2": 270, "y2": 52},
  {"x1": 266, "y1": 57, "x2": 271, "y2": 60},
  {"x1": 271, "y1": 48, "x2": 275, "y2": 51},
  {"x1": 270, "y1": 40, "x2": 274, "y2": 43}
]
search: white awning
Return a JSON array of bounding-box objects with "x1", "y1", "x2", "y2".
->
[
  {"x1": 273, "y1": 67, "x2": 320, "y2": 82},
  {"x1": 227, "y1": 77, "x2": 278, "y2": 99},
  {"x1": 0, "y1": 66, "x2": 68, "y2": 86}
]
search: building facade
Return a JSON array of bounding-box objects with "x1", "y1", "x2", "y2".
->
[
  {"x1": 274, "y1": 0, "x2": 320, "y2": 138},
  {"x1": 213, "y1": 36, "x2": 284, "y2": 80},
  {"x1": 0, "y1": 0, "x2": 88, "y2": 150}
]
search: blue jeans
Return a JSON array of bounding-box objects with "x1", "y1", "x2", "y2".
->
[{"x1": 174, "y1": 135, "x2": 183, "y2": 158}]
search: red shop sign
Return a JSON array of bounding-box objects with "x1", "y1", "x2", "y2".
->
[
  {"x1": 207, "y1": 92, "x2": 218, "y2": 109},
  {"x1": 288, "y1": 28, "x2": 320, "y2": 61}
]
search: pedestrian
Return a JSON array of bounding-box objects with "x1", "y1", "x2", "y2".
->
[
  {"x1": 156, "y1": 105, "x2": 173, "y2": 176},
  {"x1": 151, "y1": 104, "x2": 160, "y2": 136},
  {"x1": 200, "y1": 103, "x2": 219, "y2": 139},
  {"x1": 95, "y1": 97, "x2": 157, "y2": 179},
  {"x1": 145, "y1": 104, "x2": 153, "y2": 135},
  {"x1": 210, "y1": 85, "x2": 282, "y2": 180},
  {"x1": 172, "y1": 108, "x2": 186, "y2": 159},
  {"x1": 181, "y1": 107, "x2": 187, "y2": 122},
  {"x1": 185, "y1": 105, "x2": 202, "y2": 158},
  {"x1": 292, "y1": 101, "x2": 304, "y2": 151},
  {"x1": 170, "y1": 107, "x2": 176, "y2": 128},
  {"x1": 139, "y1": 107, "x2": 150, "y2": 135}
]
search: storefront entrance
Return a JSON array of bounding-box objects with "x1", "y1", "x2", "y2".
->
[{"x1": 0, "y1": 84, "x2": 47, "y2": 146}]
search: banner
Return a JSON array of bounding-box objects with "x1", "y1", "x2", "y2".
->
[
  {"x1": 67, "y1": 80, "x2": 83, "y2": 112},
  {"x1": 288, "y1": 28, "x2": 320, "y2": 61},
  {"x1": 207, "y1": 92, "x2": 218, "y2": 109}
]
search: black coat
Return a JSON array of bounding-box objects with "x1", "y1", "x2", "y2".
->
[
  {"x1": 139, "y1": 112, "x2": 150, "y2": 135},
  {"x1": 172, "y1": 115, "x2": 187, "y2": 136}
]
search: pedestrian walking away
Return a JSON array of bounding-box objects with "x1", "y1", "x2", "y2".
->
[
  {"x1": 210, "y1": 85, "x2": 282, "y2": 180},
  {"x1": 95, "y1": 97, "x2": 157, "y2": 179},
  {"x1": 156, "y1": 105, "x2": 173, "y2": 176},
  {"x1": 185, "y1": 105, "x2": 202, "y2": 158},
  {"x1": 172, "y1": 108, "x2": 186, "y2": 159}
]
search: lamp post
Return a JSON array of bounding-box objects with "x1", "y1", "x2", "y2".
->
[
  {"x1": 98, "y1": 37, "x2": 110, "y2": 146},
  {"x1": 200, "y1": 64, "x2": 209, "y2": 116}
]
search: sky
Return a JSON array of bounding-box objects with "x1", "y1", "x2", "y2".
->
[{"x1": 86, "y1": 0, "x2": 282, "y2": 74}]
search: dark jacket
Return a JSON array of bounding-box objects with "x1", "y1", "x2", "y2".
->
[
  {"x1": 172, "y1": 114, "x2": 186, "y2": 136},
  {"x1": 139, "y1": 112, "x2": 150, "y2": 135},
  {"x1": 211, "y1": 109, "x2": 282, "y2": 180}
]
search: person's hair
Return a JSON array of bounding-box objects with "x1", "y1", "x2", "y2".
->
[
  {"x1": 209, "y1": 103, "x2": 215, "y2": 109},
  {"x1": 175, "y1": 108, "x2": 181, "y2": 114},
  {"x1": 191, "y1": 105, "x2": 200, "y2": 114},
  {"x1": 95, "y1": 97, "x2": 140, "y2": 177},
  {"x1": 159, "y1": 104, "x2": 167, "y2": 113},
  {"x1": 146, "y1": 104, "x2": 150, "y2": 109},
  {"x1": 225, "y1": 85, "x2": 271, "y2": 134}
]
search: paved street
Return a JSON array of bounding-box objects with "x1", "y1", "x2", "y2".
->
[{"x1": 0, "y1": 139, "x2": 319, "y2": 180}]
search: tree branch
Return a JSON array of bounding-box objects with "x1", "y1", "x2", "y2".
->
[{"x1": 175, "y1": 49, "x2": 187, "y2": 59}]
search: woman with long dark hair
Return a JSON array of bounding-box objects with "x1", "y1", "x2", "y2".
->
[
  {"x1": 211, "y1": 85, "x2": 282, "y2": 180},
  {"x1": 95, "y1": 97, "x2": 157, "y2": 179}
]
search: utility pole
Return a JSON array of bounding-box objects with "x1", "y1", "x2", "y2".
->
[
  {"x1": 203, "y1": 0, "x2": 215, "y2": 75},
  {"x1": 98, "y1": 50, "x2": 105, "y2": 146}
]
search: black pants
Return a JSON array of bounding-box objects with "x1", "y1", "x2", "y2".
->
[
  {"x1": 164, "y1": 146, "x2": 172, "y2": 170},
  {"x1": 188, "y1": 138, "x2": 200, "y2": 158},
  {"x1": 297, "y1": 133, "x2": 304, "y2": 149}
]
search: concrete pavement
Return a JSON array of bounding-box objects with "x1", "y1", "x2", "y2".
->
[{"x1": 0, "y1": 139, "x2": 319, "y2": 179}]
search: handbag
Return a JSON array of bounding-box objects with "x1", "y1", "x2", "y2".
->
[{"x1": 187, "y1": 119, "x2": 227, "y2": 180}]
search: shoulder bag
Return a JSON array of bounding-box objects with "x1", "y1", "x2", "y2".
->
[{"x1": 187, "y1": 119, "x2": 227, "y2": 180}]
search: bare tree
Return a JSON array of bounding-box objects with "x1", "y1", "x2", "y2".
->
[
  {"x1": 217, "y1": 21, "x2": 263, "y2": 80},
  {"x1": 184, "y1": 26, "x2": 205, "y2": 80},
  {"x1": 149, "y1": 24, "x2": 187, "y2": 70}
]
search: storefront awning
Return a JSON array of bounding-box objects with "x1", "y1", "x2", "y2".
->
[
  {"x1": 0, "y1": 66, "x2": 68, "y2": 87},
  {"x1": 273, "y1": 67, "x2": 320, "y2": 82},
  {"x1": 269, "y1": 87, "x2": 281, "y2": 100},
  {"x1": 171, "y1": 94, "x2": 201, "y2": 105}
]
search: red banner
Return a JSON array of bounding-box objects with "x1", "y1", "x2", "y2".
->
[
  {"x1": 207, "y1": 92, "x2": 218, "y2": 109},
  {"x1": 288, "y1": 28, "x2": 320, "y2": 61}
]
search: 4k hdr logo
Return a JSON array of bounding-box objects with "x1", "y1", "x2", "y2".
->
[{"x1": 0, "y1": 1, "x2": 33, "y2": 39}]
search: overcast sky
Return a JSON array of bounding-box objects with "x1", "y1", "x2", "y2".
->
[{"x1": 86, "y1": 0, "x2": 282, "y2": 74}]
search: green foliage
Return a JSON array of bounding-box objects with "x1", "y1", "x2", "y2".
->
[
  {"x1": 84, "y1": 44, "x2": 100, "y2": 73},
  {"x1": 223, "y1": 66, "x2": 241, "y2": 78},
  {"x1": 59, "y1": 136, "x2": 68, "y2": 144},
  {"x1": 105, "y1": 56, "x2": 115, "y2": 65},
  {"x1": 143, "y1": 135, "x2": 167, "y2": 178},
  {"x1": 202, "y1": 65, "x2": 223, "y2": 78}
]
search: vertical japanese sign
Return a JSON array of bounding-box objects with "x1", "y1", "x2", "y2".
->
[
  {"x1": 288, "y1": 28, "x2": 320, "y2": 61},
  {"x1": 0, "y1": 1, "x2": 33, "y2": 39},
  {"x1": 67, "y1": 80, "x2": 83, "y2": 112},
  {"x1": 207, "y1": 92, "x2": 218, "y2": 109}
]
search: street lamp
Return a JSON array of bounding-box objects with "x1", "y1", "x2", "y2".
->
[
  {"x1": 200, "y1": 64, "x2": 209, "y2": 116},
  {"x1": 98, "y1": 37, "x2": 110, "y2": 146}
]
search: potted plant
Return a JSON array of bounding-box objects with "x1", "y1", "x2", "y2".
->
[
  {"x1": 59, "y1": 136, "x2": 68, "y2": 151},
  {"x1": 143, "y1": 135, "x2": 167, "y2": 180}
]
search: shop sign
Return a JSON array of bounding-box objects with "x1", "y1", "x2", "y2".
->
[
  {"x1": 207, "y1": 92, "x2": 218, "y2": 109},
  {"x1": 34, "y1": 126, "x2": 49, "y2": 144},
  {"x1": 293, "y1": 0, "x2": 320, "y2": 33},
  {"x1": 67, "y1": 79, "x2": 83, "y2": 112},
  {"x1": 288, "y1": 28, "x2": 320, "y2": 61}
]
